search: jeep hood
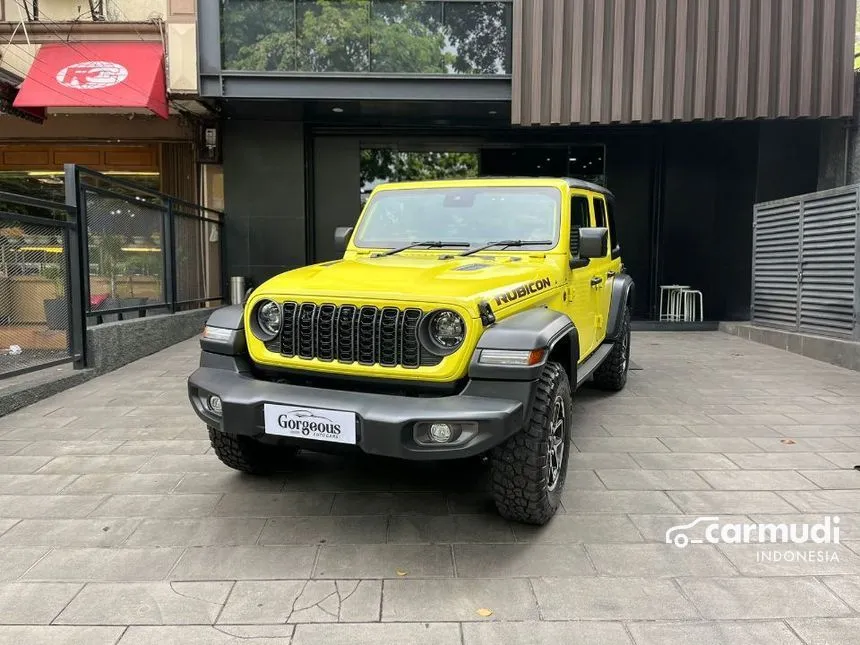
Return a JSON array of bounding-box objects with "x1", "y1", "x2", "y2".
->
[{"x1": 254, "y1": 253, "x2": 564, "y2": 314}]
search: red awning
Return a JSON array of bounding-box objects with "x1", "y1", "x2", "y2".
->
[{"x1": 13, "y1": 42, "x2": 169, "y2": 119}]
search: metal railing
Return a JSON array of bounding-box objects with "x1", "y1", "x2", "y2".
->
[
  {"x1": 66, "y1": 165, "x2": 226, "y2": 326},
  {"x1": 0, "y1": 191, "x2": 85, "y2": 378},
  {"x1": 0, "y1": 165, "x2": 225, "y2": 379}
]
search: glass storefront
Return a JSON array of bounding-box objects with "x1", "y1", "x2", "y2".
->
[{"x1": 221, "y1": 0, "x2": 512, "y2": 74}]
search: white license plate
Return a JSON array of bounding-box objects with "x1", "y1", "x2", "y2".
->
[{"x1": 263, "y1": 403, "x2": 357, "y2": 445}]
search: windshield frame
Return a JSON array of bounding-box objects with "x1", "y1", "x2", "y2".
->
[{"x1": 351, "y1": 185, "x2": 565, "y2": 252}]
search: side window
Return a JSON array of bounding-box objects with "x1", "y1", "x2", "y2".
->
[
  {"x1": 605, "y1": 197, "x2": 619, "y2": 254},
  {"x1": 569, "y1": 195, "x2": 590, "y2": 257},
  {"x1": 593, "y1": 196, "x2": 610, "y2": 255}
]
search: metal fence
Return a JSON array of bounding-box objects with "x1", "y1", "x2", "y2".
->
[
  {"x1": 68, "y1": 166, "x2": 225, "y2": 326},
  {"x1": 752, "y1": 185, "x2": 859, "y2": 341},
  {"x1": 0, "y1": 165, "x2": 225, "y2": 379},
  {"x1": 0, "y1": 191, "x2": 84, "y2": 378}
]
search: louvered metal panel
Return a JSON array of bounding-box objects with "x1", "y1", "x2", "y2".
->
[
  {"x1": 799, "y1": 192, "x2": 858, "y2": 336},
  {"x1": 752, "y1": 186, "x2": 860, "y2": 341},
  {"x1": 512, "y1": 0, "x2": 857, "y2": 126},
  {"x1": 752, "y1": 203, "x2": 801, "y2": 329}
]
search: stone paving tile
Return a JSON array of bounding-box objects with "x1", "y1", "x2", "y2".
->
[
  {"x1": 821, "y1": 575, "x2": 860, "y2": 611},
  {"x1": 0, "y1": 456, "x2": 52, "y2": 473},
  {"x1": 628, "y1": 514, "x2": 753, "y2": 542},
  {"x1": 561, "y1": 490, "x2": 680, "y2": 513},
  {"x1": 139, "y1": 455, "x2": 233, "y2": 473},
  {"x1": 586, "y1": 543, "x2": 738, "y2": 576},
  {"x1": 717, "y1": 544, "x2": 860, "y2": 576},
  {"x1": 454, "y1": 543, "x2": 593, "y2": 577},
  {"x1": 213, "y1": 493, "x2": 334, "y2": 517},
  {"x1": 0, "y1": 520, "x2": 17, "y2": 537},
  {"x1": 676, "y1": 577, "x2": 852, "y2": 619},
  {"x1": 788, "y1": 618, "x2": 860, "y2": 645},
  {"x1": 258, "y1": 516, "x2": 387, "y2": 545},
  {"x1": 667, "y1": 491, "x2": 799, "y2": 513},
  {"x1": 331, "y1": 492, "x2": 449, "y2": 515},
  {"x1": 15, "y1": 441, "x2": 124, "y2": 456},
  {"x1": 626, "y1": 620, "x2": 804, "y2": 645},
  {"x1": 0, "y1": 495, "x2": 106, "y2": 519},
  {"x1": 511, "y1": 513, "x2": 643, "y2": 543},
  {"x1": 748, "y1": 437, "x2": 854, "y2": 452},
  {"x1": 219, "y1": 579, "x2": 381, "y2": 624},
  {"x1": 119, "y1": 625, "x2": 295, "y2": 645},
  {"x1": 631, "y1": 452, "x2": 740, "y2": 470},
  {"x1": 661, "y1": 438, "x2": 763, "y2": 453},
  {"x1": 725, "y1": 453, "x2": 838, "y2": 470},
  {"x1": 532, "y1": 576, "x2": 699, "y2": 619},
  {"x1": 0, "y1": 427, "x2": 98, "y2": 442},
  {"x1": 112, "y1": 440, "x2": 211, "y2": 455},
  {"x1": 63, "y1": 474, "x2": 183, "y2": 494},
  {"x1": 778, "y1": 490, "x2": 860, "y2": 513},
  {"x1": 566, "y1": 452, "x2": 640, "y2": 469},
  {"x1": 687, "y1": 425, "x2": 783, "y2": 438},
  {"x1": 387, "y1": 514, "x2": 515, "y2": 544},
  {"x1": 0, "y1": 548, "x2": 50, "y2": 580},
  {"x1": 36, "y1": 455, "x2": 150, "y2": 474},
  {"x1": 0, "y1": 441, "x2": 30, "y2": 455},
  {"x1": 383, "y1": 578, "x2": 538, "y2": 622},
  {"x1": 0, "y1": 474, "x2": 78, "y2": 494},
  {"x1": 0, "y1": 626, "x2": 125, "y2": 645},
  {"x1": 600, "y1": 424, "x2": 694, "y2": 437},
  {"x1": 820, "y1": 452, "x2": 860, "y2": 468},
  {"x1": 314, "y1": 544, "x2": 453, "y2": 579},
  {"x1": 697, "y1": 470, "x2": 820, "y2": 490},
  {"x1": 22, "y1": 548, "x2": 184, "y2": 582},
  {"x1": 170, "y1": 546, "x2": 317, "y2": 580},
  {"x1": 89, "y1": 494, "x2": 222, "y2": 518},
  {"x1": 769, "y1": 425, "x2": 860, "y2": 437},
  {"x1": 0, "y1": 583, "x2": 81, "y2": 624},
  {"x1": 462, "y1": 621, "x2": 633, "y2": 645},
  {"x1": 560, "y1": 470, "x2": 606, "y2": 489},
  {"x1": 124, "y1": 518, "x2": 266, "y2": 547},
  {"x1": 799, "y1": 470, "x2": 860, "y2": 489},
  {"x1": 55, "y1": 581, "x2": 231, "y2": 625},
  {"x1": 0, "y1": 519, "x2": 140, "y2": 547},
  {"x1": 595, "y1": 469, "x2": 711, "y2": 490},
  {"x1": 291, "y1": 623, "x2": 460, "y2": 645},
  {"x1": 173, "y1": 472, "x2": 288, "y2": 494},
  {"x1": 572, "y1": 437, "x2": 670, "y2": 453}
]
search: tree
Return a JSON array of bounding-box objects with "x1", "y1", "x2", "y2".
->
[
  {"x1": 221, "y1": 0, "x2": 509, "y2": 74},
  {"x1": 360, "y1": 149, "x2": 478, "y2": 187}
]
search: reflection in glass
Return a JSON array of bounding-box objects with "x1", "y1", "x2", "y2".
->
[{"x1": 221, "y1": 0, "x2": 512, "y2": 74}]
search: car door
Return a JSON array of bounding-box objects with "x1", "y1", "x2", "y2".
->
[
  {"x1": 589, "y1": 194, "x2": 615, "y2": 344},
  {"x1": 567, "y1": 192, "x2": 595, "y2": 360}
]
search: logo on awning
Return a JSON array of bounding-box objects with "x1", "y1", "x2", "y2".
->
[{"x1": 56, "y1": 61, "x2": 128, "y2": 90}]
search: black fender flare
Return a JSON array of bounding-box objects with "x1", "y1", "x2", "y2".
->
[
  {"x1": 468, "y1": 308, "x2": 579, "y2": 384},
  {"x1": 605, "y1": 273, "x2": 635, "y2": 341},
  {"x1": 200, "y1": 304, "x2": 247, "y2": 356}
]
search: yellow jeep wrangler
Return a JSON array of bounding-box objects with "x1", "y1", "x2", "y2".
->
[{"x1": 188, "y1": 177, "x2": 634, "y2": 525}]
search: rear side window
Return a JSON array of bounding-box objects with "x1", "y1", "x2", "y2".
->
[
  {"x1": 605, "y1": 197, "x2": 619, "y2": 253},
  {"x1": 570, "y1": 195, "x2": 590, "y2": 256},
  {"x1": 593, "y1": 196, "x2": 611, "y2": 252}
]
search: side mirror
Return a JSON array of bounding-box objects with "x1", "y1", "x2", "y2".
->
[
  {"x1": 334, "y1": 226, "x2": 354, "y2": 253},
  {"x1": 578, "y1": 227, "x2": 608, "y2": 259}
]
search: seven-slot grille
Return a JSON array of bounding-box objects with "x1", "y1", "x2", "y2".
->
[{"x1": 265, "y1": 302, "x2": 442, "y2": 368}]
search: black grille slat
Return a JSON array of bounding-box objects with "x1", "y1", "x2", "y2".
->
[
  {"x1": 298, "y1": 303, "x2": 316, "y2": 359},
  {"x1": 275, "y1": 302, "x2": 441, "y2": 368},
  {"x1": 280, "y1": 302, "x2": 297, "y2": 356}
]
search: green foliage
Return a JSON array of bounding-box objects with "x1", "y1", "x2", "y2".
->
[
  {"x1": 39, "y1": 264, "x2": 64, "y2": 295},
  {"x1": 360, "y1": 150, "x2": 478, "y2": 185},
  {"x1": 221, "y1": 0, "x2": 509, "y2": 74}
]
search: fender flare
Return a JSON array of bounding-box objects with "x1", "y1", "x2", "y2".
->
[
  {"x1": 469, "y1": 308, "x2": 579, "y2": 384},
  {"x1": 200, "y1": 304, "x2": 246, "y2": 355},
  {"x1": 605, "y1": 273, "x2": 635, "y2": 341}
]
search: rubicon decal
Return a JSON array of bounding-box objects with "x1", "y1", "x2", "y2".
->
[{"x1": 493, "y1": 277, "x2": 552, "y2": 306}]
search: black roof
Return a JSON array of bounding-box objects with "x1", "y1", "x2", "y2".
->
[{"x1": 476, "y1": 176, "x2": 614, "y2": 198}]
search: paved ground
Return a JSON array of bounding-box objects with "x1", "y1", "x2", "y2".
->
[{"x1": 1, "y1": 331, "x2": 860, "y2": 644}]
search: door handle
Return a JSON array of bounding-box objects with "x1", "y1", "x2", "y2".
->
[
  {"x1": 590, "y1": 276, "x2": 603, "y2": 286},
  {"x1": 607, "y1": 271, "x2": 616, "y2": 278}
]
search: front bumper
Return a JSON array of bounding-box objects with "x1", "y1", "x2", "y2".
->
[{"x1": 187, "y1": 354, "x2": 535, "y2": 460}]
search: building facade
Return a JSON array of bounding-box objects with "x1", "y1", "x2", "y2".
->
[
  {"x1": 197, "y1": 0, "x2": 855, "y2": 321},
  {"x1": 0, "y1": 0, "x2": 211, "y2": 205}
]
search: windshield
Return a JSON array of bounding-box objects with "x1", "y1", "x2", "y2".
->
[{"x1": 352, "y1": 186, "x2": 562, "y2": 250}]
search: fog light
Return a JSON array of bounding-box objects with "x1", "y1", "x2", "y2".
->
[
  {"x1": 208, "y1": 395, "x2": 222, "y2": 414},
  {"x1": 429, "y1": 423, "x2": 453, "y2": 443}
]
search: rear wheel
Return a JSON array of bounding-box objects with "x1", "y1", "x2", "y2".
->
[
  {"x1": 208, "y1": 427, "x2": 298, "y2": 474},
  {"x1": 489, "y1": 361, "x2": 572, "y2": 525},
  {"x1": 592, "y1": 303, "x2": 631, "y2": 391}
]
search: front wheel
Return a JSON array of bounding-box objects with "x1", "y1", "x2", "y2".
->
[
  {"x1": 489, "y1": 361, "x2": 573, "y2": 525},
  {"x1": 208, "y1": 427, "x2": 298, "y2": 475}
]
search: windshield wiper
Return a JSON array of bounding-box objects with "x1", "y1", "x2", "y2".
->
[
  {"x1": 376, "y1": 240, "x2": 470, "y2": 257},
  {"x1": 458, "y1": 239, "x2": 554, "y2": 257}
]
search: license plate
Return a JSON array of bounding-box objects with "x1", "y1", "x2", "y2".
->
[{"x1": 263, "y1": 403, "x2": 357, "y2": 445}]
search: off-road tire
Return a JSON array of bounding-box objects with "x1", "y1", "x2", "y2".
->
[
  {"x1": 592, "y1": 303, "x2": 631, "y2": 391},
  {"x1": 489, "y1": 361, "x2": 573, "y2": 525},
  {"x1": 208, "y1": 427, "x2": 298, "y2": 475}
]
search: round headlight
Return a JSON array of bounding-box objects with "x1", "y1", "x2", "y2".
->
[
  {"x1": 428, "y1": 310, "x2": 465, "y2": 351},
  {"x1": 256, "y1": 300, "x2": 281, "y2": 337}
]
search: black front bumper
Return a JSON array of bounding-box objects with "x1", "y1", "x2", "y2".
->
[{"x1": 187, "y1": 353, "x2": 536, "y2": 460}]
